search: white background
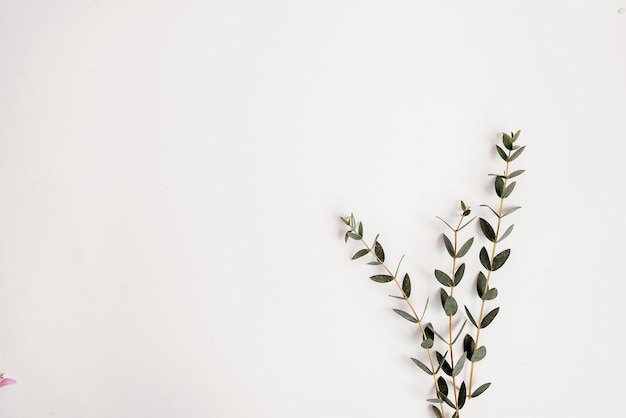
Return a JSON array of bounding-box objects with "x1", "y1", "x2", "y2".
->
[{"x1": 1, "y1": 1, "x2": 625, "y2": 417}]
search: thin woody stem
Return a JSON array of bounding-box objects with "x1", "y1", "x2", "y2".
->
[
  {"x1": 468, "y1": 153, "x2": 511, "y2": 395},
  {"x1": 355, "y1": 233, "x2": 447, "y2": 418}
]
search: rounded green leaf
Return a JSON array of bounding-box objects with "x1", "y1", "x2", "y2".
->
[
  {"x1": 370, "y1": 274, "x2": 393, "y2": 283},
  {"x1": 437, "y1": 376, "x2": 448, "y2": 396},
  {"x1": 402, "y1": 273, "x2": 411, "y2": 298},
  {"x1": 471, "y1": 346, "x2": 487, "y2": 362},
  {"x1": 444, "y1": 295, "x2": 458, "y2": 316},
  {"x1": 495, "y1": 176, "x2": 505, "y2": 197},
  {"x1": 454, "y1": 263, "x2": 465, "y2": 286},
  {"x1": 502, "y1": 132, "x2": 513, "y2": 150},
  {"x1": 431, "y1": 405, "x2": 443, "y2": 418},
  {"x1": 421, "y1": 339, "x2": 434, "y2": 349},
  {"x1": 452, "y1": 352, "x2": 466, "y2": 376},
  {"x1": 482, "y1": 287, "x2": 498, "y2": 300},
  {"x1": 479, "y1": 247, "x2": 491, "y2": 270},
  {"x1": 458, "y1": 382, "x2": 467, "y2": 409},
  {"x1": 443, "y1": 234, "x2": 455, "y2": 257},
  {"x1": 508, "y1": 170, "x2": 525, "y2": 179},
  {"x1": 411, "y1": 357, "x2": 433, "y2": 375},
  {"x1": 463, "y1": 334, "x2": 475, "y2": 360},
  {"x1": 471, "y1": 382, "x2": 491, "y2": 398},
  {"x1": 357, "y1": 222, "x2": 363, "y2": 237},
  {"x1": 456, "y1": 237, "x2": 474, "y2": 258},
  {"x1": 495, "y1": 145, "x2": 508, "y2": 161},
  {"x1": 502, "y1": 181, "x2": 516, "y2": 198},
  {"x1": 479, "y1": 218, "x2": 496, "y2": 242},
  {"x1": 348, "y1": 232, "x2": 362, "y2": 240},
  {"x1": 509, "y1": 145, "x2": 525, "y2": 162},
  {"x1": 393, "y1": 309, "x2": 418, "y2": 323},
  {"x1": 476, "y1": 271, "x2": 487, "y2": 297},
  {"x1": 491, "y1": 249, "x2": 510, "y2": 271},
  {"x1": 374, "y1": 241, "x2": 385, "y2": 262},
  {"x1": 434, "y1": 270, "x2": 454, "y2": 287},
  {"x1": 481, "y1": 307, "x2": 500, "y2": 328},
  {"x1": 351, "y1": 249, "x2": 369, "y2": 260}
]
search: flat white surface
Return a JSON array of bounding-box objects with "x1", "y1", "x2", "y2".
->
[{"x1": 1, "y1": 1, "x2": 625, "y2": 417}]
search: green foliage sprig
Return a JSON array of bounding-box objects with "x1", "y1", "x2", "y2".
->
[{"x1": 339, "y1": 132, "x2": 525, "y2": 418}]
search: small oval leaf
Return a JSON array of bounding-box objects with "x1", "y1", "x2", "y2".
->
[
  {"x1": 479, "y1": 218, "x2": 496, "y2": 242},
  {"x1": 479, "y1": 247, "x2": 491, "y2": 271},
  {"x1": 458, "y1": 381, "x2": 467, "y2": 409},
  {"x1": 481, "y1": 307, "x2": 500, "y2": 328},
  {"x1": 495, "y1": 145, "x2": 508, "y2": 161},
  {"x1": 476, "y1": 271, "x2": 487, "y2": 297},
  {"x1": 370, "y1": 274, "x2": 393, "y2": 283},
  {"x1": 444, "y1": 295, "x2": 458, "y2": 316},
  {"x1": 393, "y1": 309, "x2": 418, "y2": 323},
  {"x1": 402, "y1": 273, "x2": 412, "y2": 298},
  {"x1": 492, "y1": 249, "x2": 510, "y2": 271},
  {"x1": 454, "y1": 263, "x2": 465, "y2": 286},
  {"x1": 443, "y1": 234, "x2": 455, "y2": 257},
  {"x1": 502, "y1": 181, "x2": 516, "y2": 198},
  {"x1": 374, "y1": 241, "x2": 385, "y2": 262},
  {"x1": 452, "y1": 352, "x2": 466, "y2": 376},
  {"x1": 471, "y1": 346, "x2": 487, "y2": 362},
  {"x1": 411, "y1": 357, "x2": 433, "y2": 375},
  {"x1": 456, "y1": 237, "x2": 474, "y2": 258},
  {"x1": 482, "y1": 287, "x2": 498, "y2": 300},
  {"x1": 435, "y1": 270, "x2": 454, "y2": 287},
  {"x1": 437, "y1": 376, "x2": 448, "y2": 396},
  {"x1": 509, "y1": 145, "x2": 525, "y2": 162},
  {"x1": 471, "y1": 382, "x2": 491, "y2": 398},
  {"x1": 351, "y1": 248, "x2": 369, "y2": 260}
]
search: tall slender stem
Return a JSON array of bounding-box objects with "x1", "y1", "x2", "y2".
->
[{"x1": 468, "y1": 154, "x2": 511, "y2": 395}]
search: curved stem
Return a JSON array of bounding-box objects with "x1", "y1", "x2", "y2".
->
[{"x1": 357, "y1": 236, "x2": 447, "y2": 418}]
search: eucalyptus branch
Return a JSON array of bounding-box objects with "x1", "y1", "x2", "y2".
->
[
  {"x1": 338, "y1": 131, "x2": 525, "y2": 417},
  {"x1": 340, "y1": 215, "x2": 447, "y2": 418},
  {"x1": 466, "y1": 131, "x2": 525, "y2": 397}
]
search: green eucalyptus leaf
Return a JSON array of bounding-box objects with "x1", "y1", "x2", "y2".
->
[
  {"x1": 357, "y1": 222, "x2": 363, "y2": 237},
  {"x1": 454, "y1": 263, "x2": 465, "y2": 286},
  {"x1": 481, "y1": 307, "x2": 500, "y2": 328},
  {"x1": 428, "y1": 322, "x2": 447, "y2": 343},
  {"x1": 463, "y1": 334, "x2": 475, "y2": 360},
  {"x1": 443, "y1": 234, "x2": 455, "y2": 258},
  {"x1": 451, "y1": 320, "x2": 467, "y2": 345},
  {"x1": 388, "y1": 295, "x2": 405, "y2": 300},
  {"x1": 464, "y1": 306, "x2": 478, "y2": 328},
  {"x1": 471, "y1": 382, "x2": 491, "y2": 398},
  {"x1": 348, "y1": 232, "x2": 362, "y2": 240},
  {"x1": 438, "y1": 392, "x2": 456, "y2": 409},
  {"x1": 374, "y1": 241, "x2": 385, "y2": 262},
  {"x1": 492, "y1": 249, "x2": 511, "y2": 271},
  {"x1": 495, "y1": 145, "x2": 508, "y2": 161},
  {"x1": 458, "y1": 382, "x2": 467, "y2": 409},
  {"x1": 350, "y1": 213, "x2": 356, "y2": 228},
  {"x1": 340, "y1": 216, "x2": 350, "y2": 226},
  {"x1": 424, "y1": 324, "x2": 435, "y2": 341},
  {"x1": 509, "y1": 145, "x2": 525, "y2": 162},
  {"x1": 502, "y1": 133, "x2": 513, "y2": 150},
  {"x1": 479, "y1": 247, "x2": 491, "y2": 270},
  {"x1": 402, "y1": 273, "x2": 411, "y2": 298},
  {"x1": 502, "y1": 206, "x2": 521, "y2": 217},
  {"x1": 370, "y1": 274, "x2": 393, "y2": 283},
  {"x1": 393, "y1": 309, "x2": 418, "y2": 323},
  {"x1": 351, "y1": 249, "x2": 369, "y2": 260},
  {"x1": 444, "y1": 295, "x2": 458, "y2": 316},
  {"x1": 421, "y1": 339, "x2": 434, "y2": 349},
  {"x1": 471, "y1": 346, "x2": 487, "y2": 362},
  {"x1": 427, "y1": 398, "x2": 444, "y2": 404},
  {"x1": 452, "y1": 352, "x2": 466, "y2": 376},
  {"x1": 495, "y1": 176, "x2": 505, "y2": 198},
  {"x1": 476, "y1": 271, "x2": 487, "y2": 297},
  {"x1": 344, "y1": 231, "x2": 350, "y2": 243},
  {"x1": 498, "y1": 224, "x2": 514, "y2": 242},
  {"x1": 411, "y1": 357, "x2": 433, "y2": 375},
  {"x1": 456, "y1": 237, "x2": 474, "y2": 258},
  {"x1": 479, "y1": 218, "x2": 496, "y2": 242},
  {"x1": 436, "y1": 351, "x2": 453, "y2": 376},
  {"x1": 512, "y1": 130, "x2": 521, "y2": 141},
  {"x1": 437, "y1": 376, "x2": 448, "y2": 396},
  {"x1": 508, "y1": 170, "x2": 525, "y2": 179},
  {"x1": 435, "y1": 270, "x2": 454, "y2": 287},
  {"x1": 367, "y1": 261, "x2": 382, "y2": 266},
  {"x1": 440, "y1": 288, "x2": 448, "y2": 308},
  {"x1": 431, "y1": 405, "x2": 443, "y2": 418},
  {"x1": 482, "y1": 287, "x2": 498, "y2": 300},
  {"x1": 502, "y1": 181, "x2": 516, "y2": 198}
]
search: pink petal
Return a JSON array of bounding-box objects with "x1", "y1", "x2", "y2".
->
[{"x1": 0, "y1": 378, "x2": 17, "y2": 388}]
